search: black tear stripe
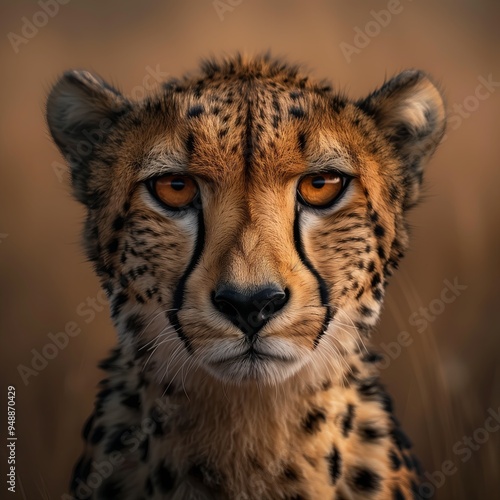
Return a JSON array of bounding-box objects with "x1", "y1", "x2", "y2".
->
[
  {"x1": 167, "y1": 210, "x2": 205, "y2": 354},
  {"x1": 293, "y1": 209, "x2": 333, "y2": 348}
]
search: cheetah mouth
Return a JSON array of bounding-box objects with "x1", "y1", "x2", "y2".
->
[
  {"x1": 202, "y1": 337, "x2": 304, "y2": 382},
  {"x1": 210, "y1": 347, "x2": 296, "y2": 367}
]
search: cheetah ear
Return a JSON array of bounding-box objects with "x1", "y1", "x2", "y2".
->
[
  {"x1": 46, "y1": 70, "x2": 130, "y2": 204},
  {"x1": 357, "y1": 70, "x2": 446, "y2": 208}
]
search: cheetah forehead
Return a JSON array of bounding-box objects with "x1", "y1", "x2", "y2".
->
[
  {"x1": 47, "y1": 54, "x2": 445, "y2": 202},
  {"x1": 129, "y1": 58, "x2": 364, "y2": 187}
]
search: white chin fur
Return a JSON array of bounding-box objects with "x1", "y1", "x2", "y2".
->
[
  {"x1": 199, "y1": 337, "x2": 308, "y2": 385},
  {"x1": 202, "y1": 355, "x2": 304, "y2": 386}
]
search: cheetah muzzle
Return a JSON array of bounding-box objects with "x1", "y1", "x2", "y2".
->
[{"x1": 46, "y1": 54, "x2": 446, "y2": 500}]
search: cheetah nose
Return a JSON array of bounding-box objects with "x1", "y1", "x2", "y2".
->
[{"x1": 211, "y1": 285, "x2": 289, "y2": 340}]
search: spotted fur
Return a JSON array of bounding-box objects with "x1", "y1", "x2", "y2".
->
[{"x1": 46, "y1": 54, "x2": 445, "y2": 499}]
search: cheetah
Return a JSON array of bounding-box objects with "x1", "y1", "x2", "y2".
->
[{"x1": 46, "y1": 54, "x2": 446, "y2": 500}]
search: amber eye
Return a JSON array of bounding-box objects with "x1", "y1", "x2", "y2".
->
[
  {"x1": 150, "y1": 174, "x2": 199, "y2": 209},
  {"x1": 297, "y1": 172, "x2": 346, "y2": 208}
]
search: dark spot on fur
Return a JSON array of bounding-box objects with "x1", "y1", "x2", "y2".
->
[
  {"x1": 96, "y1": 386, "x2": 113, "y2": 402},
  {"x1": 298, "y1": 132, "x2": 307, "y2": 152},
  {"x1": 163, "y1": 381, "x2": 176, "y2": 396},
  {"x1": 102, "y1": 281, "x2": 113, "y2": 296},
  {"x1": 145, "y1": 476, "x2": 154, "y2": 495},
  {"x1": 121, "y1": 393, "x2": 141, "y2": 410},
  {"x1": 373, "y1": 288, "x2": 383, "y2": 302},
  {"x1": 331, "y1": 96, "x2": 346, "y2": 113},
  {"x1": 360, "y1": 305, "x2": 374, "y2": 317},
  {"x1": 357, "y1": 377, "x2": 380, "y2": 398},
  {"x1": 112, "y1": 218, "x2": 124, "y2": 233},
  {"x1": 342, "y1": 404, "x2": 355, "y2": 437},
  {"x1": 104, "y1": 426, "x2": 128, "y2": 454},
  {"x1": 188, "y1": 462, "x2": 221, "y2": 486},
  {"x1": 362, "y1": 352, "x2": 383, "y2": 364},
  {"x1": 393, "y1": 486, "x2": 406, "y2": 500},
  {"x1": 389, "y1": 450, "x2": 402, "y2": 470},
  {"x1": 359, "y1": 424, "x2": 385, "y2": 441},
  {"x1": 327, "y1": 446, "x2": 342, "y2": 484},
  {"x1": 186, "y1": 133, "x2": 195, "y2": 154},
  {"x1": 218, "y1": 128, "x2": 228, "y2": 138},
  {"x1": 188, "y1": 464, "x2": 210, "y2": 489},
  {"x1": 155, "y1": 463, "x2": 176, "y2": 492},
  {"x1": 350, "y1": 466, "x2": 381, "y2": 492},
  {"x1": 411, "y1": 480, "x2": 422, "y2": 499},
  {"x1": 139, "y1": 437, "x2": 149, "y2": 462},
  {"x1": 98, "y1": 478, "x2": 122, "y2": 498},
  {"x1": 70, "y1": 455, "x2": 91, "y2": 492},
  {"x1": 389, "y1": 184, "x2": 400, "y2": 202},
  {"x1": 107, "y1": 238, "x2": 119, "y2": 253},
  {"x1": 98, "y1": 347, "x2": 121, "y2": 371},
  {"x1": 380, "y1": 391, "x2": 394, "y2": 413},
  {"x1": 391, "y1": 427, "x2": 413, "y2": 451},
  {"x1": 290, "y1": 106, "x2": 305, "y2": 118},
  {"x1": 125, "y1": 313, "x2": 145, "y2": 337},
  {"x1": 90, "y1": 425, "x2": 106, "y2": 444},
  {"x1": 82, "y1": 413, "x2": 95, "y2": 441},
  {"x1": 303, "y1": 408, "x2": 327, "y2": 434},
  {"x1": 374, "y1": 224, "x2": 385, "y2": 237},
  {"x1": 111, "y1": 293, "x2": 128, "y2": 318},
  {"x1": 403, "y1": 453, "x2": 414, "y2": 470},
  {"x1": 187, "y1": 104, "x2": 204, "y2": 118},
  {"x1": 283, "y1": 465, "x2": 300, "y2": 481},
  {"x1": 149, "y1": 406, "x2": 165, "y2": 436}
]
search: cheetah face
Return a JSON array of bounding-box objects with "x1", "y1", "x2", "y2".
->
[{"x1": 47, "y1": 57, "x2": 445, "y2": 385}]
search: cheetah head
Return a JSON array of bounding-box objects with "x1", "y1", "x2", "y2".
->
[{"x1": 46, "y1": 56, "x2": 445, "y2": 385}]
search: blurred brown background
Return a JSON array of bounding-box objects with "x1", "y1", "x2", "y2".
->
[{"x1": 1, "y1": 0, "x2": 499, "y2": 498}]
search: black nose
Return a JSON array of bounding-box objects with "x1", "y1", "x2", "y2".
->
[{"x1": 212, "y1": 285, "x2": 289, "y2": 340}]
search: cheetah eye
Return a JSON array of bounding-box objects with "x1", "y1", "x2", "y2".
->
[
  {"x1": 148, "y1": 174, "x2": 199, "y2": 210},
  {"x1": 297, "y1": 172, "x2": 349, "y2": 208}
]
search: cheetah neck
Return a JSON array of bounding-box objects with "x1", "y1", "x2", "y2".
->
[
  {"x1": 97, "y1": 340, "x2": 411, "y2": 499},
  {"x1": 134, "y1": 343, "x2": 368, "y2": 470}
]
